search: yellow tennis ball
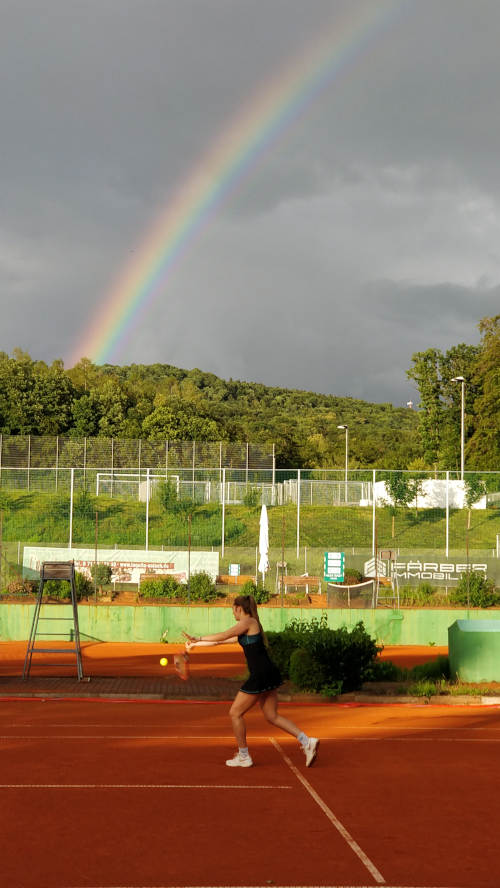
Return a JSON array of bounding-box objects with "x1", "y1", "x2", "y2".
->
[{"x1": 160, "y1": 657, "x2": 168, "y2": 666}]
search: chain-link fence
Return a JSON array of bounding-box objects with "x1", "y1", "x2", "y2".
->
[
  {"x1": 1, "y1": 467, "x2": 499, "y2": 602},
  {"x1": 0, "y1": 435, "x2": 275, "y2": 471}
]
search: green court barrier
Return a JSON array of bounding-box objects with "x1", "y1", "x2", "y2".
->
[{"x1": 2, "y1": 603, "x2": 500, "y2": 646}]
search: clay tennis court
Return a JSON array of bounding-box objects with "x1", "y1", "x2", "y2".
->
[
  {"x1": 0, "y1": 640, "x2": 449, "y2": 678},
  {"x1": 1, "y1": 690, "x2": 500, "y2": 888}
]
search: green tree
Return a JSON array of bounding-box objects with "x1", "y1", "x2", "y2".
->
[
  {"x1": 142, "y1": 401, "x2": 221, "y2": 440},
  {"x1": 467, "y1": 315, "x2": 500, "y2": 468},
  {"x1": 407, "y1": 349, "x2": 443, "y2": 465},
  {"x1": 71, "y1": 394, "x2": 101, "y2": 436},
  {"x1": 95, "y1": 378, "x2": 130, "y2": 437},
  {"x1": 382, "y1": 470, "x2": 424, "y2": 537},
  {"x1": 464, "y1": 474, "x2": 487, "y2": 530}
]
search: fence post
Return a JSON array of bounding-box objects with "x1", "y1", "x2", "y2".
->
[
  {"x1": 27, "y1": 435, "x2": 31, "y2": 491},
  {"x1": 94, "y1": 511, "x2": 99, "y2": 601},
  {"x1": 445, "y1": 470, "x2": 449, "y2": 557},
  {"x1": 55, "y1": 436, "x2": 59, "y2": 491},
  {"x1": 372, "y1": 469, "x2": 376, "y2": 557},
  {"x1": 296, "y1": 468, "x2": 301, "y2": 558},
  {"x1": 69, "y1": 467, "x2": 74, "y2": 548},
  {"x1": 272, "y1": 444, "x2": 276, "y2": 505},
  {"x1": 221, "y1": 467, "x2": 226, "y2": 558},
  {"x1": 192, "y1": 441, "x2": 195, "y2": 497},
  {"x1": 145, "y1": 468, "x2": 150, "y2": 551}
]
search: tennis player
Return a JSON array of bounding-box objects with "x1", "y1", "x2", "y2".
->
[{"x1": 183, "y1": 594, "x2": 319, "y2": 768}]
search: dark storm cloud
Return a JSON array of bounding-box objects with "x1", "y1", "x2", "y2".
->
[{"x1": 1, "y1": 0, "x2": 500, "y2": 403}]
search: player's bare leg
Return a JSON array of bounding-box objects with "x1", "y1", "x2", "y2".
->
[
  {"x1": 259, "y1": 690, "x2": 319, "y2": 766},
  {"x1": 229, "y1": 690, "x2": 258, "y2": 746},
  {"x1": 226, "y1": 691, "x2": 258, "y2": 767},
  {"x1": 259, "y1": 690, "x2": 301, "y2": 736}
]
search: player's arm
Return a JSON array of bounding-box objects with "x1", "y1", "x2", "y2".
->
[
  {"x1": 184, "y1": 635, "x2": 238, "y2": 652},
  {"x1": 183, "y1": 618, "x2": 251, "y2": 646}
]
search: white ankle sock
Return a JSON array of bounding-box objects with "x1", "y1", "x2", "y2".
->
[
  {"x1": 239, "y1": 747, "x2": 249, "y2": 757},
  {"x1": 297, "y1": 732, "x2": 308, "y2": 747}
]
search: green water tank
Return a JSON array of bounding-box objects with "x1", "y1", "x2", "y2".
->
[{"x1": 448, "y1": 619, "x2": 500, "y2": 683}]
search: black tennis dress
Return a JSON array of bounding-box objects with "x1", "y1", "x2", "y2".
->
[{"x1": 238, "y1": 632, "x2": 283, "y2": 695}]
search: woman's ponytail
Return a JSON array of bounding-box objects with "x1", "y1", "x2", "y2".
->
[{"x1": 234, "y1": 593, "x2": 266, "y2": 644}]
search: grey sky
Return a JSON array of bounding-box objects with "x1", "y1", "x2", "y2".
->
[{"x1": 1, "y1": 0, "x2": 499, "y2": 405}]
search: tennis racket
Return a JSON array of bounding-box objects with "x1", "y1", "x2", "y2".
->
[{"x1": 174, "y1": 652, "x2": 190, "y2": 681}]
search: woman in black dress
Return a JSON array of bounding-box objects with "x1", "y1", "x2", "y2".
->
[{"x1": 183, "y1": 594, "x2": 319, "y2": 769}]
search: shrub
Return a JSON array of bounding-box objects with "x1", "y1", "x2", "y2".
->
[
  {"x1": 266, "y1": 627, "x2": 300, "y2": 678},
  {"x1": 409, "y1": 655, "x2": 450, "y2": 681},
  {"x1": 43, "y1": 571, "x2": 93, "y2": 601},
  {"x1": 254, "y1": 587, "x2": 271, "y2": 604},
  {"x1": 72, "y1": 490, "x2": 96, "y2": 520},
  {"x1": 239, "y1": 579, "x2": 270, "y2": 604},
  {"x1": 449, "y1": 572, "x2": 499, "y2": 608},
  {"x1": 399, "y1": 582, "x2": 436, "y2": 606},
  {"x1": 139, "y1": 576, "x2": 182, "y2": 600},
  {"x1": 363, "y1": 655, "x2": 450, "y2": 684},
  {"x1": 188, "y1": 571, "x2": 217, "y2": 602},
  {"x1": 157, "y1": 479, "x2": 180, "y2": 512},
  {"x1": 89, "y1": 564, "x2": 112, "y2": 589},
  {"x1": 242, "y1": 487, "x2": 260, "y2": 508},
  {"x1": 289, "y1": 648, "x2": 328, "y2": 692},
  {"x1": 363, "y1": 657, "x2": 403, "y2": 682},
  {"x1": 343, "y1": 568, "x2": 363, "y2": 584},
  {"x1": 267, "y1": 615, "x2": 380, "y2": 693}
]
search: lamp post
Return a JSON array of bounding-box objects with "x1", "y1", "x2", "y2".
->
[
  {"x1": 337, "y1": 424, "x2": 348, "y2": 503},
  {"x1": 451, "y1": 376, "x2": 465, "y2": 480}
]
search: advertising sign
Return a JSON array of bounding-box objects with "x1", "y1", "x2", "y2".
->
[
  {"x1": 324, "y1": 551, "x2": 345, "y2": 583},
  {"x1": 23, "y1": 547, "x2": 219, "y2": 585}
]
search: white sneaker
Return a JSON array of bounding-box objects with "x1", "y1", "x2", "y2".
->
[
  {"x1": 303, "y1": 737, "x2": 319, "y2": 767},
  {"x1": 225, "y1": 752, "x2": 253, "y2": 768}
]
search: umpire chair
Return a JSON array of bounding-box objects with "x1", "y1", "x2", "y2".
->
[{"x1": 23, "y1": 561, "x2": 85, "y2": 681}]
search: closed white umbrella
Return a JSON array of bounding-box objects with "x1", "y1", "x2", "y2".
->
[{"x1": 258, "y1": 504, "x2": 270, "y2": 585}]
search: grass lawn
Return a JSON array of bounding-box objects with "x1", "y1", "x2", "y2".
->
[{"x1": 0, "y1": 491, "x2": 498, "y2": 580}]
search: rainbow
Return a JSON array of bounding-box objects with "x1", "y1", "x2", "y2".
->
[{"x1": 68, "y1": 0, "x2": 411, "y2": 366}]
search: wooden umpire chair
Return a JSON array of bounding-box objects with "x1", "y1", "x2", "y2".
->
[{"x1": 23, "y1": 561, "x2": 86, "y2": 681}]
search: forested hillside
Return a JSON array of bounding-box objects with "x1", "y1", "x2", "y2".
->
[{"x1": 0, "y1": 314, "x2": 497, "y2": 469}]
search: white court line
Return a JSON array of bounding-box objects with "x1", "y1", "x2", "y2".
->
[
  {"x1": 5, "y1": 720, "x2": 500, "y2": 728},
  {"x1": 270, "y1": 738, "x2": 385, "y2": 885},
  {"x1": 0, "y1": 734, "x2": 239, "y2": 744},
  {"x1": 0, "y1": 783, "x2": 291, "y2": 789},
  {"x1": 63, "y1": 883, "x2": 462, "y2": 888},
  {"x1": 2, "y1": 734, "x2": 500, "y2": 742}
]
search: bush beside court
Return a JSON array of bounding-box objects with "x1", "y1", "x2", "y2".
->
[
  {"x1": 266, "y1": 614, "x2": 380, "y2": 695},
  {"x1": 139, "y1": 571, "x2": 217, "y2": 603}
]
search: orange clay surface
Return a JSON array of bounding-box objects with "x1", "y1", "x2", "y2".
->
[
  {"x1": 1, "y1": 696, "x2": 500, "y2": 887},
  {"x1": 0, "y1": 640, "x2": 448, "y2": 677}
]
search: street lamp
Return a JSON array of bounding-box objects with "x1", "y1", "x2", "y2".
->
[
  {"x1": 337, "y1": 425, "x2": 348, "y2": 503},
  {"x1": 451, "y1": 376, "x2": 466, "y2": 480}
]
